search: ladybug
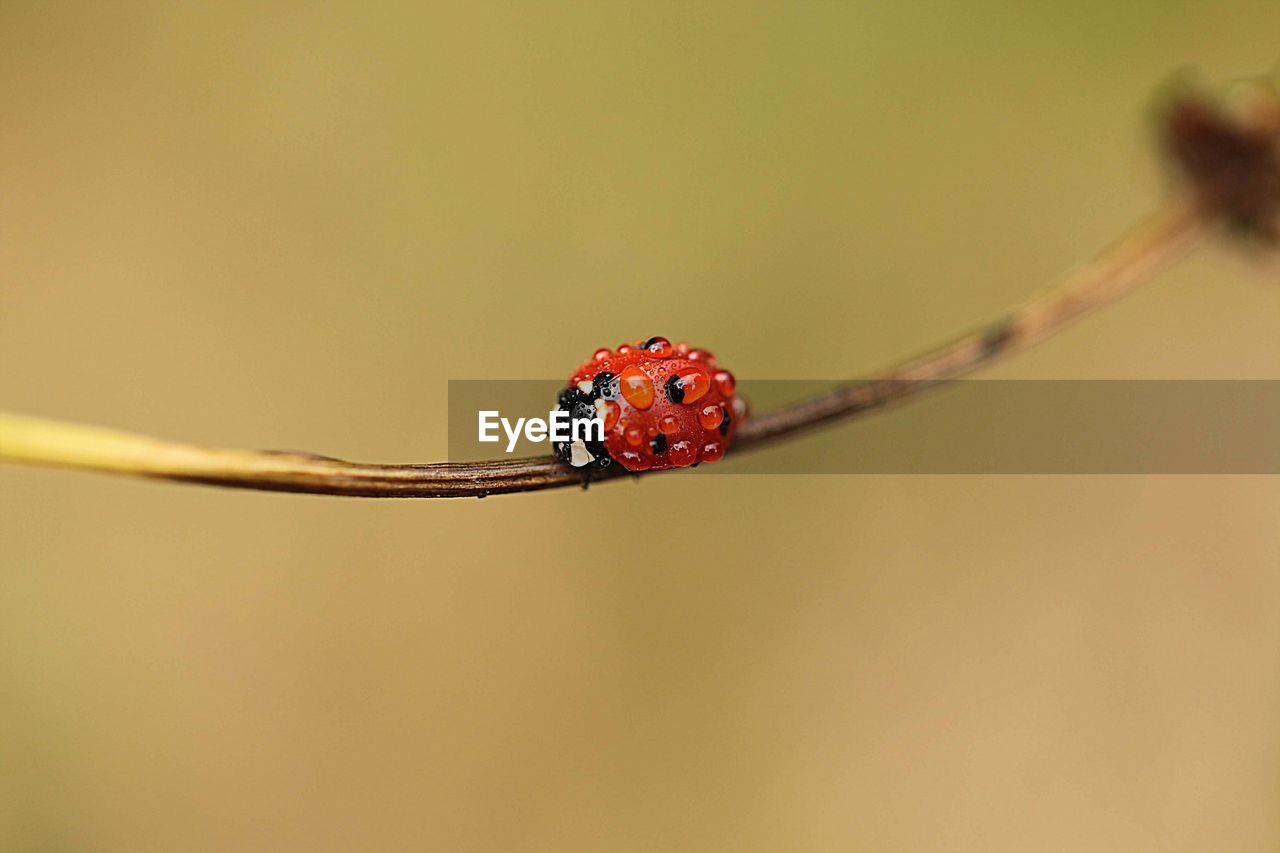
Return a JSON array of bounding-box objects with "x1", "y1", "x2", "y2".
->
[{"x1": 553, "y1": 336, "x2": 745, "y2": 472}]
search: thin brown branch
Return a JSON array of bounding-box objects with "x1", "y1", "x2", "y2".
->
[
  {"x1": 733, "y1": 193, "x2": 1209, "y2": 448},
  {"x1": 0, "y1": 194, "x2": 1209, "y2": 499},
  {"x1": 5, "y1": 80, "x2": 1276, "y2": 499}
]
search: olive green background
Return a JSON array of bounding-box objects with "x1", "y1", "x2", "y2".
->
[{"x1": 3, "y1": 3, "x2": 1280, "y2": 850}]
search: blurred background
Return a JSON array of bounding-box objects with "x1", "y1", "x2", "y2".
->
[{"x1": 3, "y1": 2, "x2": 1280, "y2": 850}]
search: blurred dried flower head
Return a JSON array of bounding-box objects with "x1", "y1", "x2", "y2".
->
[{"x1": 1162, "y1": 76, "x2": 1280, "y2": 243}]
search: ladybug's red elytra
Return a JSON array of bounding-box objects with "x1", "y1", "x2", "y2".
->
[{"x1": 553, "y1": 337, "x2": 745, "y2": 472}]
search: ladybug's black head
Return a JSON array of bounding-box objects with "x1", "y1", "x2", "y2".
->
[{"x1": 552, "y1": 385, "x2": 612, "y2": 470}]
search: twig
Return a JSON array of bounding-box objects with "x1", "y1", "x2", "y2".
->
[
  {"x1": 0, "y1": 194, "x2": 1209, "y2": 498},
  {"x1": 734, "y1": 194, "x2": 1208, "y2": 447},
  {"x1": 3, "y1": 81, "x2": 1276, "y2": 499}
]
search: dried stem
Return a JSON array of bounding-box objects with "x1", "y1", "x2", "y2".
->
[
  {"x1": 734, "y1": 193, "x2": 1209, "y2": 446},
  {"x1": 0, "y1": 193, "x2": 1209, "y2": 498}
]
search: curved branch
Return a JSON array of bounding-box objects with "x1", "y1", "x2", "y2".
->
[
  {"x1": 734, "y1": 194, "x2": 1209, "y2": 446},
  {"x1": 0, "y1": 194, "x2": 1209, "y2": 498}
]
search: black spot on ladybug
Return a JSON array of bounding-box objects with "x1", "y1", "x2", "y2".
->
[
  {"x1": 592, "y1": 371, "x2": 619, "y2": 400},
  {"x1": 719, "y1": 403, "x2": 732, "y2": 436},
  {"x1": 665, "y1": 374, "x2": 684, "y2": 404},
  {"x1": 651, "y1": 433, "x2": 667, "y2": 454}
]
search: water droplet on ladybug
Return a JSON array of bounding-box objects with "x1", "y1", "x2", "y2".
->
[
  {"x1": 671, "y1": 368, "x2": 710, "y2": 404},
  {"x1": 700, "y1": 441, "x2": 725, "y2": 463},
  {"x1": 668, "y1": 440, "x2": 697, "y2": 467},
  {"x1": 642, "y1": 336, "x2": 673, "y2": 358},
  {"x1": 624, "y1": 424, "x2": 645, "y2": 446},
  {"x1": 617, "y1": 449, "x2": 651, "y2": 471},
  {"x1": 592, "y1": 347, "x2": 611, "y2": 362},
  {"x1": 658, "y1": 413, "x2": 681, "y2": 434},
  {"x1": 698, "y1": 404, "x2": 724, "y2": 431},
  {"x1": 713, "y1": 370, "x2": 735, "y2": 397},
  {"x1": 619, "y1": 365, "x2": 655, "y2": 410}
]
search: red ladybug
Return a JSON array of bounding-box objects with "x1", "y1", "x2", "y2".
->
[{"x1": 554, "y1": 336, "x2": 744, "y2": 472}]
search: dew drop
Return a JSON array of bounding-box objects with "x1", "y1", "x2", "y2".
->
[
  {"x1": 668, "y1": 440, "x2": 697, "y2": 467},
  {"x1": 672, "y1": 368, "x2": 710, "y2": 404},
  {"x1": 642, "y1": 336, "x2": 673, "y2": 358},
  {"x1": 713, "y1": 370, "x2": 736, "y2": 397},
  {"x1": 617, "y1": 449, "x2": 651, "y2": 471},
  {"x1": 619, "y1": 365, "x2": 655, "y2": 410},
  {"x1": 698, "y1": 404, "x2": 724, "y2": 431}
]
